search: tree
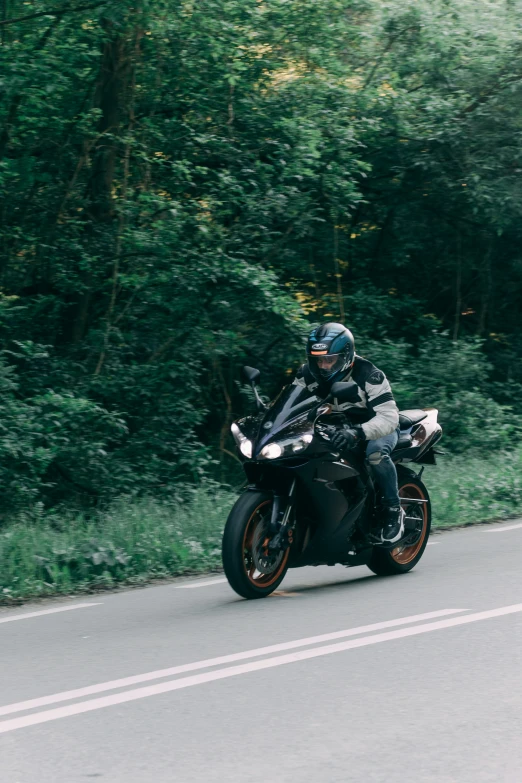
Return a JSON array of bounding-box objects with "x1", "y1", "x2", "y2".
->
[{"x1": 0, "y1": 0, "x2": 521, "y2": 512}]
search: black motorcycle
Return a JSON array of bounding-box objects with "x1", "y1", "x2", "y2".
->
[{"x1": 222, "y1": 366, "x2": 443, "y2": 599}]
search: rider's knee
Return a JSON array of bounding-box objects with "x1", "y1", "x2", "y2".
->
[
  {"x1": 367, "y1": 450, "x2": 385, "y2": 466},
  {"x1": 367, "y1": 448, "x2": 394, "y2": 466}
]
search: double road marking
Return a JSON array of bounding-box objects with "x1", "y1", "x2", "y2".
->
[{"x1": 2, "y1": 603, "x2": 522, "y2": 734}]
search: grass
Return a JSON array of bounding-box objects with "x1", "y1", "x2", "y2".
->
[
  {"x1": 2, "y1": 450, "x2": 522, "y2": 603},
  {"x1": 0, "y1": 490, "x2": 232, "y2": 604},
  {"x1": 425, "y1": 448, "x2": 522, "y2": 528}
]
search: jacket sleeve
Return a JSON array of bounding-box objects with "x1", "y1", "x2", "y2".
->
[{"x1": 360, "y1": 369, "x2": 399, "y2": 441}]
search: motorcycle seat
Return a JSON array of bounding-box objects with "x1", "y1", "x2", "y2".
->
[
  {"x1": 399, "y1": 409, "x2": 427, "y2": 430},
  {"x1": 394, "y1": 433, "x2": 413, "y2": 451}
]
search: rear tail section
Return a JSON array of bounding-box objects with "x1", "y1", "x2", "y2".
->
[{"x1": 393, "y1": 408, "x2": 442, "y2": 465}]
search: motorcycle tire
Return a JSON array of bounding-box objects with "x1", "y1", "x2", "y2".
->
[
  {"x1": 222, "y1": 490, "x2": 290, "y2": 599},
  {"x1": 367, "y1": 471, "x2": 431, "y2": 576}
]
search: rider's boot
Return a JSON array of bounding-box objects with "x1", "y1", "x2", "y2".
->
[{"x1": 381, "y1": 505, "x2": 405, "y2": 544}]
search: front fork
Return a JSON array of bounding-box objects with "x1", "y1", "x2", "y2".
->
[{"x1": 267, "y1": 479, "x2": 297, "y2": 553}]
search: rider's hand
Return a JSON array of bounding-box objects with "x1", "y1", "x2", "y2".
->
[{"x1": 330, "y1": 426, "x2": 363, "y2": 452}]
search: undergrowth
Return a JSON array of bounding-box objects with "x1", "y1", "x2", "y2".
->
[{"x1": 2, "y1": 451, "x2": 522, "y2": 603}]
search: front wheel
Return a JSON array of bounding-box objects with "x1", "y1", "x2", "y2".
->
[
  {"x1": 367, "y1": 471, "x2": 431, "y2": 576},
  {"x1": 222, "y1": 491, "x2": 290, "y2": 599}
]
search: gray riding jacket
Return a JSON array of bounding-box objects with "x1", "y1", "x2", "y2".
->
[{"x1": 293, "y1": 355, "x2": 399, "y2": 442}]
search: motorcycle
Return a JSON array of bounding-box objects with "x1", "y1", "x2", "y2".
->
[{"x1": 222, "y1": 366, "x2": 443, "y2": 599}]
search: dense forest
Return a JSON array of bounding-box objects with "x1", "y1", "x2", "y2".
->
[{"x1": 1, "y1": 0, "x2": 522, "y2": 517}]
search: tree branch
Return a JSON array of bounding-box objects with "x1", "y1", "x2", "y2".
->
[
  {"x1": 363, "y1": 25, "x2": 419, "y2": 89},
  {"x1": 146, "y1": 335, "x2": 176, "y2": 365},
  {"x1": 461, "y1": 72, "x2": 522, "y2": 116},
  {"x1": 0, "y1": 1, "x2": 107, "y2": 27}
]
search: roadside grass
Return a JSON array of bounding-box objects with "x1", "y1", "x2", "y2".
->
[
  {"x1": 425, "y1": 448, "x2": 522, "y2": 528},
  {"x1": 0, "y1": 490, "x2": 232, "y2": 603},
  {"x1": 1, "y1": 450, "x2": 522, "y2": 603}
]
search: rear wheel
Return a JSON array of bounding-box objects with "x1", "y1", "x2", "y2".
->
[
  {"x1": 222, "y1": 491, "x2": 290, "y2": 599},
  {"x1": 367, "y1": 471, "x2": 431, "y2": 576}
]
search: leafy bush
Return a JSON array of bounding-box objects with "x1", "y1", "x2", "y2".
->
[
  {"x1": 0, "y1": 487, "x2": 231, "y2": 602},
  {"x1": 0, "y1": 353, "x2": 129, "y2": 515}
]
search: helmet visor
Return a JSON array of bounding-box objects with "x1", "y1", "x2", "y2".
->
[{"x1": 308, "y1": 352, "x2": 346, "y2": 381}]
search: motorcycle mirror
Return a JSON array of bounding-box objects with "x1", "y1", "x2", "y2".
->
[
  {"x1": 242, "y1": 366, "x2": 261, "y2": 385},
  {"x1": 330, "y1": 380, "x2": 360, "y2": 404},
  {"x1": 242, "y1": 366, "x2": 266, "y2": 411}
]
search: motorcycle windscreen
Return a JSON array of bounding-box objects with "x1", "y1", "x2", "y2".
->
[{"x1": 261, "y1": 383, "x2": 318, "y2": 436}]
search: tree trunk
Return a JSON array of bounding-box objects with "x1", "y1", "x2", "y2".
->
[
  {"x1": 71, "y1": 288, "x2": 93, "y2": 344},
  {"x1": 88, "y1": 23, "x2": 129, "y2": 221},
  {"x1": 333, "y1": 222, "x2": 345, "y2": 322},
  {"x1": 70, "y1": 18, "x2": 130, "y2": 346},
  {"x1": 453, "y1": 236, "x2": 462, "y2": 341},
  {"x1": 478, "y1": 242, "x2": 493, "y2": 337}
]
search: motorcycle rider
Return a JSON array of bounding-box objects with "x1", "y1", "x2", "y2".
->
[{"x1": 294, "y1": 322, "x2": 404, "y2": 545}]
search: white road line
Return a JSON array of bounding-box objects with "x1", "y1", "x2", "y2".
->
[
  {"x1": 0, "y1": 603, "x2": 102, "y2": 625},
  {"x1": 174, "y1": 578, "x2": 228, "y2": 589},
  {"x1": 481, "y1": 522, "x2": 522, "y2": 534},
  {"x1": 1, "y1": 603, "x2": 520, "y2": 735},
  {"x1": 0, "y1": 608, "x2": 463, "y2": 718},
  {"x1": 427, "y1": 541, "x2": 440, "y2": 545}
]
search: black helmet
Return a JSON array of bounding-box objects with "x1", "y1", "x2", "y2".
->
[{"x1": 306, "y1": 322, "x2": 355, "y2": 385}]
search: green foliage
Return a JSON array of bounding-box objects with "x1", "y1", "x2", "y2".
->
[
  {"x1": 358, "y1": 332, "x2": 520, "y2": 453},
  {"x1": 0, "y1": 488, "x2": 230, "y2": 602},
  {"x1": 0, "y1": 0, "x2": 521, "y2": 515},
  {"x1": 426, "y1": 450, "x2": 522, "y2": 528}
]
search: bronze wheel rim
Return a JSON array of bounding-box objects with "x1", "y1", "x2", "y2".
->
[
  {"x1": 242, "y1": 501, "x2": 290, "y2": 588},
  {"x1": 390, "y1": 483, "x2": 428, "y2": 565}
]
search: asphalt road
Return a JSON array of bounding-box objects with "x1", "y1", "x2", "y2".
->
[{"x1": 1, "y1": 520, "x2": 522, "y2": 783}]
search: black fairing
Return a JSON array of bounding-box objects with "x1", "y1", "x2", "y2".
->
[
  {"x1": 234, "y1": 382, "x2": 373, "y2": 565},
  {"x1": 233, "y1": 383, "x2": 440, "y2": 568},
  {"x1": 242, "y1": 454, "x2": 371, "y2": 567}
]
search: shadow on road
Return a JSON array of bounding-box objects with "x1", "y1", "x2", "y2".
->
[{"x1": 216, "y1": 571, "x2": 400, "y2": 608}]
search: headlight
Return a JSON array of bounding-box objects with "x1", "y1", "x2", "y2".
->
[
  {"x1": 233, "y1": 422, "x2": 314, "y2": 461},
  {"x1": 260, "y1": 432, "x2": 313, "y2": 460},
  {"x1": 240, "y1": 440, "x2": 253, "y2": 458},
  {"x1": 291, "y1": 433, "x2": 313, "y2": 453},
  {"x1": 231, "y1": 422, "x2": 253, "y2": 459},
  {"x1": 260, "y1": 443, "x2": 283, "y2": 460}
]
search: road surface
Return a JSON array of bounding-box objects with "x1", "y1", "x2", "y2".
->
[{"x1": 1, "y1": 520, "x2": 522, "y2": 782}]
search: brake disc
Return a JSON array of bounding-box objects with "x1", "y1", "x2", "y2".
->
[{"x1": 251, "y1": 523, "x2": 285, "y2": 575}]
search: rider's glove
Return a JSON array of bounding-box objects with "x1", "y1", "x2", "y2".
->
[{"x1": 330, "y1": 425, "x2": 364, "y2": 452}]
